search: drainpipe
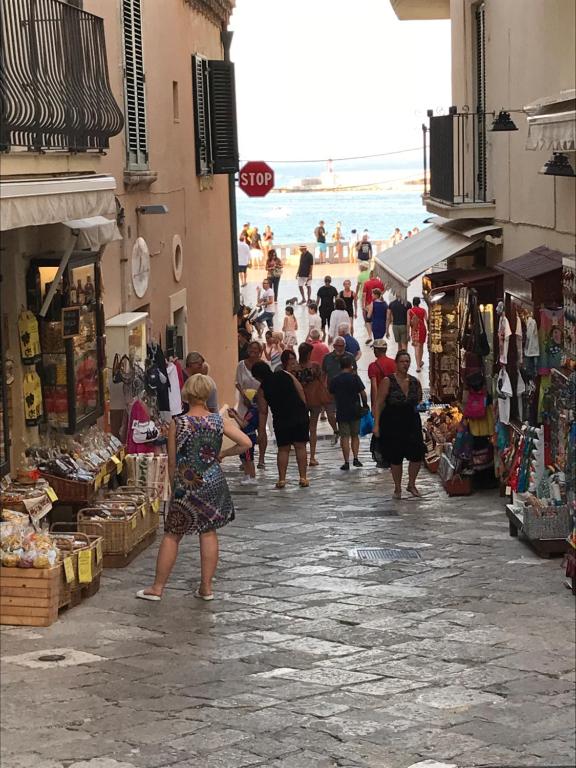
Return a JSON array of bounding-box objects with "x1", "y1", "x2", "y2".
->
[{"x1": 221, "y1": 29, "x2": 240, "y2": 314}]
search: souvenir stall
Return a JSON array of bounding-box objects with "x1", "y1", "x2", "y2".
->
[
  {"x1": 422, "y1": 268, "x2": 502, "y2": 495},
  {"x1": 493, "y1": 247, "x2": 574, "y2": 559}
]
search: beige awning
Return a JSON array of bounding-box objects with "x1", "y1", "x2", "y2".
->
[
  {"x1": 525, "y1": 89, "x2": 576, "y2": 151},
  {"x1": 0, "y1": 174, "x2": 117, "y2": 231},
  {"x1": 374, "y1": 220, "x2": 502, "y2": 297},
  {"x1": 62, "y1": 216, "x2": 121, "y2": 250}
]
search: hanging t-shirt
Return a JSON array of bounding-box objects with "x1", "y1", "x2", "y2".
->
[
  {"x1": 496, "y1": 368, "x2": 513, "y2": 425},
  {"x1": 498, "y1": 314, "x2": 512, "y2": 364},
  {"x1": 524, "y1": 316, "x2": 540, "y2": 357},
  {"x1": 516, "y1": 369, "x2": 526, "y2": 422},
  {"x1": 166, "y1": 362, "x2": 183, "y2": 416},
  {"x1": 514, "y1": 317, "x2": 524, "y2": 366}
]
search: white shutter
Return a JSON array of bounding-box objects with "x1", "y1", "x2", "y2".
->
[{"x1": 122, "y1": 0, "x2": 148, "y2": 169}]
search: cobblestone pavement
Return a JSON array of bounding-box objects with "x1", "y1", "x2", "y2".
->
[{"x1": 2, "y1": 437, "x2": 575, "y2": 768}]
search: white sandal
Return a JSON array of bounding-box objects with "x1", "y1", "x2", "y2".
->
[
  {"x1": 194, "y1": 589, "x2": 214, "y2": 602},
  {"x1": 136, "y1": 589, "x2": 161, "y2": 602}
]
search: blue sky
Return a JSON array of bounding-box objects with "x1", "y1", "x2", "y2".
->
[{"x1": 230, "y1": 0, "x2": 452, "y2": 163}]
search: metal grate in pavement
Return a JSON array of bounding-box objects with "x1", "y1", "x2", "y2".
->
[
  {"x1": 339, "y1": 509, "x2": 399, "y2": 518},
  {"x1": 349, "y1": 547, "x2": 422, "y2": 562}
]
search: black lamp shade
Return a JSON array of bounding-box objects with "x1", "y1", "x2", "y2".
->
[
  {"x1": 539, "y1": 152, "x2": 575, "y2": 177},
  {"x1": 490, "y1": 111, "x2": 518, "y2": 132}
]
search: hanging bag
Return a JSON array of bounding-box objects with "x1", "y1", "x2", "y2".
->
[{"x1": 463, "y1": 389, "x2": 487, "y2": 419}]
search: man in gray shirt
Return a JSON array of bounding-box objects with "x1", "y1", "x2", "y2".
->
[
  {"x1": 321, "y1": 337, "x2": 357, "y2": 444},
  {"x1": 184, "y1": 352, "x2": 218, "y2": 412}
]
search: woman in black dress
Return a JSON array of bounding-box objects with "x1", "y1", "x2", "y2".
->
[
  {"x1": 373, "y1": 351, "x2": 425, "y2": 499},
  {"x1": 252, "y1": 350, "x2": 310, "y2": 489}
]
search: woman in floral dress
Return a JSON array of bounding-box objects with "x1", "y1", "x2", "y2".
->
[{"x1": 137, "y1": 374, "x2": 251, "y2": 602}]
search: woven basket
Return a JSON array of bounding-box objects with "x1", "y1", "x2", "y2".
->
[
  {"x1": 39, "y1": 473, "x2": 95, "y2": 504},
  {"x1": 77, "y1": 508, "x2": 141, "y2": 556},
  {"x1": 523, "y1": 504, "x2": 571, "y2": 541},
  {"x1": 51, "y1": 526, "x2": 104, "y2": 583}
]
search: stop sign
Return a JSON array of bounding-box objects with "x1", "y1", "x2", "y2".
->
[{"x1": 238, "y1": 161, "x2": 275, "y2": 197}]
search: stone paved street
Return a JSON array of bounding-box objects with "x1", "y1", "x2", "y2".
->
[{"x1": 1, "y1": 434, "x2": 575, "y2": 768}]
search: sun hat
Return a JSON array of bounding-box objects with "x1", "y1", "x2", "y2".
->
[{"x1": 373, "y1": 339, "x2": 388, "y2": 349}]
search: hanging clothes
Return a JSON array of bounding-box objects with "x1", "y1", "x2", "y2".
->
[
  {"x1": 166, "y1": 362, "x2": 183, "y2": 416},
  {"x1": 538, "y1": 308, "x2": 564, "y2": 373},
  {"x1": 496, "y1": 368, "x2": 513, "y2": 425},
  {"x1": 126, "y1": 398, "x2": 155, "y2": 455},
  {"x1": 498, "y1": 314, "x2": 512, "y2": 364}
]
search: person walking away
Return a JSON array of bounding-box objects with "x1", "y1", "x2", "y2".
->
[
  {"x1": 254, "y1": 278, "x2": 275, "y2": 335},
  {"x1": 296, "y1": 245, "x2": 314, "y2": 304},
  {"x1": 282, "y1": 305, "x2": 298, "y2": 350},
  {"x1": 297, "y1": 342, "x2": 331, "y2": 467},
  {"x1": 262, "y1": 225, "x2": 274, "y2": 260},
  {"x1": 355, "y1": 264, "x2": 370, "y2": 338},
  {"x1": 329, "y1": 355, "x2": 368, "y2": 470},
  {"x1": 314, "y1": 220, "x2": 327, "y2": 264},
  {"x1": 373, "y1": 351, "x2": 426, "y2": 498},
  {"x1": 307, "y1": 328, "x2": 330, "y2": 365},
  {"x1": 235, "y1": 341, "x2": 268, "y2": 467},
  {"x1": 368, "y1": 339, "x2": 396, "y2": 413},
  {"x1": 322, "y1": 337, "x2": 356, "y2": 444},
  {"x1": 349, "y1": 229, "x2": 359, "y2": 262},
  {"x1": 238, "y1": 236, "x2": 251, "y2": 288},
  {"x1": 264, "y1": 331, "x2": 285, "y2": 370},
  {"x1": 338, "y1": 322, "x2": 361, "y2": 361},
  {"x1": 328, "y1": 298, "x2": 352, "y2": 345},
  {"x1": 332, "y1": 221, "x2": 344, "y2": 261},
  {"x1": 366, "y1": 288, "x2": 388, "y2": 340},
  {"x1": 252, "y1": 352, "x2": 310, "y2": 488},
  {"x1": 408, "y1": 296, "x2": 428, "y2": 372},
  {"x1": 355, "y1": 233, "x2": 373, "y2": 264},
  {"x1": 317, "y1": 276, "x2": 338, "y2": 340},
  {"x1": 339, "y1": 279, "x2": 357, "y2": 334},
  {"x1": 184, "y1": 352, "x2": 218, "y2": 412},
  {"x1": 387, "y1": 296, "x2": 412, "y2": 352},
  {"x1": 266, "y1": 249, "x2": 283, "y2": 302},
  {"x1": 228, "y1": 391, "x2": 259, "y2": 486},
  {"x1": 136, "y1": 374, "x2": 251, "y2": 602},
  {"x1": 361, "y1": 271, "x2": 385, "y2": 345},
  {"x1": 250, "y1": 226, "x2": 263, "y2": 267},
  {"x1": 307, "y1": 302, "x2": 322, "y2": 337}
]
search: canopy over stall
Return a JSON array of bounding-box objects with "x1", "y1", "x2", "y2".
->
[
  {"x1": 525, "y1": 89, "x2": 576, "y2": 151},
  {"x1": 374, "y1": 218, "x2": 502, "y2": 297}
]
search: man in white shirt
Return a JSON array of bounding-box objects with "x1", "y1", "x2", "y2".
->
[
  {"x1": 237, "y1": 236, "x2": 251, "y2": 287},
  {"x1": 254, "y1": 278, "x2": 275, "y2": 336}
]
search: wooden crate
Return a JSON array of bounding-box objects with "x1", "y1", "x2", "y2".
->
[{"x1": 0, "y1": 564, "x2": 62, "y2": 627}]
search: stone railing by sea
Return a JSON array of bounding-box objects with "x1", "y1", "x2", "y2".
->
[{"x1": 256, "y1": 239, "x2": 393, "y2": 266}]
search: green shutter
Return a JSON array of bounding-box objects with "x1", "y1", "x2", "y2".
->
[
  {"x1": 192, "y1": 54, "x2": 212, "y2": 176},
  {"x1": 207, "y1": 60, "x2": 239, "y2": 174}
]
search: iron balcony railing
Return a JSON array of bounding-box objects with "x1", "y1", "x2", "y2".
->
[
  {"x1": 0, "y1": 0, "x2": 124, "y2": 152},
  {"x1": 422, "y1": 107, "x2": 492, "y2": 205}
]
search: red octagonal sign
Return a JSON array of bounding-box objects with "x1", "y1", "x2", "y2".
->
[{"x1": 238, "y1": 161, "x2": 275, "y2": 197}]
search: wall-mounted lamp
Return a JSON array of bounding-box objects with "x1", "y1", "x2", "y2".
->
[
  {"x1": 539, "y1": 152, "x2": 575, "y2": 177},
  {"x1": 490, "y1": 110, "x2": 519, "y2": 132},
  {"x1": 428, "y1": 283, "x2": 466, "y2": 303},
  {"x1": 136, "y1": 204, "x2": 169, "y2": 215}
]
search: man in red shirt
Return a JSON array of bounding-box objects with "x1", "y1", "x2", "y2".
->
[
  {"x1": 368, "y1": 339, "x2": 396, "y2": 414},
  {"x1": 362, "y1": 270, "x2": 385, "y2": 344},
  {"x1": 308, "y1": 328, "x2": 330, "y2": 366}
]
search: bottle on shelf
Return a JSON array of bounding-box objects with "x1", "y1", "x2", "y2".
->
[
  {"x1": 69, "y1": 281, "x2": 77, "y2": 306},
  {"x1": 76, "y1": 278, "x2": 84, "y2": 306},
  {"x1": 84, "y1": 274, "x2": 95, "y2": 304}
]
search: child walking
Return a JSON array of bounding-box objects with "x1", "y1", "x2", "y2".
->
[
  {"x1": 282, "y1": 305, "x2": 298, "y2": 349},
  {"x1": 264, "y1": 331, "x2": 284, "y2": 370},
  {"x1": 228, "y1": 389, "x2": 259, "y2": 486},
  {"x1": 307, "y1": 302, "x2": 322, "y2": 338}
]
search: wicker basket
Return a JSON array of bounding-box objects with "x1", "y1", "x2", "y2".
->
[
  {"x1": 523, "y1": 504, "x2": 571, "y2": 541},
  {"x1": 51, "y1": 526, "x2": 104, "y2": 583},
  {"x1": 39, "y1": 473, "x2": 95, "y2": 504},
  {"x1": 77, "y1": 507, "x2": 141, "y2": 556}
]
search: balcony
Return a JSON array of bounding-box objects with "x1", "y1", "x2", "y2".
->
[
  {"x1": 390, "y1": 0, "x2": 449, "y2": 21},
  {"x1": 422, "y1": 108, "x2": 496, "y2": 220},
  {"x1": 0, "y1": 0, "x2": 124, "y2": 153}
]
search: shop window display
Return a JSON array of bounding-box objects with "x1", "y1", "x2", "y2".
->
[{"x1": 27, "y1": 255, "x2": 104, "y2": 434}]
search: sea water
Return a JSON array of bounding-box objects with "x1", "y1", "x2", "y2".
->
[{"x1": 236, "y1": 161, "x2": 427, "y2": 243}]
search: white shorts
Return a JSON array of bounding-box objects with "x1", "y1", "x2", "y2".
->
[{"x1": 298, "y1": 276, "x2": 311, "y2": 287}]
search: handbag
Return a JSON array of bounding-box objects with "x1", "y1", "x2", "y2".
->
[
  {"x1": 463, "y1": 390, "x2": 487, "y2": 419},
  {"x1": 132, "y1": 420, "x2": 159, "y2": 444},
  {"x1": 359, "y1": 411, "x2": 374, "y2": 436}
]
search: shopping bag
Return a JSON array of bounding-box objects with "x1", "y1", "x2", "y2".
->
[{"x1": 359, "y1": 411, "x2": 374, "y2": 437}]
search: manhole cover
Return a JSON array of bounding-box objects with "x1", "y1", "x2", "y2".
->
[
  {"x1": 349, "y1": 547, "x2": 421, "y2": 562},
  {"x1": 37, "y1": 654, "x2": 66, "y2": 662}
]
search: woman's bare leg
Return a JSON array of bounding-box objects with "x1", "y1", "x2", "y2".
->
[
  {"x1": 309, "y1": 411, "x2": 320, "y2": 463},
  {"x1": 391, "y1": 463, "x2": 403, "y2": 497},
  {"x1": 199, "y1": 531, "x2": 219, "y2": 596},
  {"x1": 277, "y1": 445, "x2": 290, "y2": 483},
  {"x1": 145, "y1": 533, "x2": 182, "y2": 596},
  {"x1": 407, "y1": 461, "x2": 422, "y2": 495},
  {"x1": 294, "y1": 442, "x2": 308, "y2": 480}
]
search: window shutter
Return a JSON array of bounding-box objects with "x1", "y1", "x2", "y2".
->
[
  {"x1": 192, "y1": 55, "x2": 211, "y2": 176},
  {"x1": 122, "y1": 0, "x2": 148, "y2": 169},
  {"x1": 165, "y1": 325, "x2": 177, "y2": 359},
  {"x1": 207, "y1": 60, "x2": 239, "y2": 174},
  {"x1": 474, "y1": 2, "x2": 487, "y2": 198}
]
